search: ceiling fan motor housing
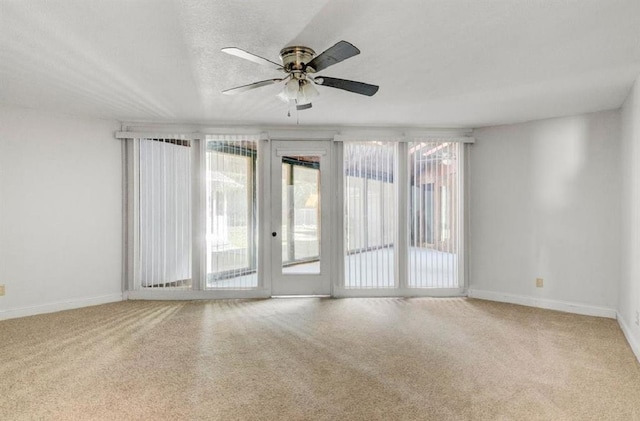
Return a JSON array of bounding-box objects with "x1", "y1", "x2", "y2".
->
[{"x1": 280, "y1": 46, "x2": 316, "y2": 73}]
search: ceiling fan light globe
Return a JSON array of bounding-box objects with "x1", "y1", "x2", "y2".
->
[
  {"x1": 296, "y1": 80, "x2": 319, "y2": 105},
  {"x1": 284, "y1": 79, "x2": 300, "y2": 99},
  {"x1": 301, "y1": 80, "x2": 319, "y2": 99},
  {"x1": 276, "y1": 91, "x2": 291, "y2": 103}
]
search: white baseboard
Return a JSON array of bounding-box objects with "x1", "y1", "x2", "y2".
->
[
  {"x1": 467, "y1": 289, "x2": 617, "y2": 319},
  {"x1": 0, "y1": 293, "x2": 124, "y2": 321},
  {"x1": 617, "y1": 312, "x2": 640, "y2": 363}
]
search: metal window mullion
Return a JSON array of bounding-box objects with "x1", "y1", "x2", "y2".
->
[
  {"x1": 161, "y1": 142, "x2": 167, "y2": 288},
  {"x1": 384, "y1": 145, "x2": 389, "y2": 287},
  {"x1": 250, "y1": 143, "x2": 258, "y2": 287},
  {"x1": 344, "y1": 148, "x2": 350, "y2": 287},
  {"x1": 367, "y1": 152, "x2": 384, "y2": 288},
  {"x1": 127, "y1": 139, "x2": 140, "y2": 292},
  {"x1": 391, "y1": 144, "x2": 396, "y2": 288},
  {"x1": 357, "y1": 145, "x2": 364, "y2": 287},
  {"x1": 287, "y1": 164, "x2": 295, "y2": 264},
  {"x1": 258, "y1": 138, "x2": 270, "y2": 292},
  {"x1": 150, "y1": 140, "x2": 156, "y2": 288},
  {"x1": 173, "y1": 143, "x2": 179, "y2": 285},
  {"x1": 430, "y1": 148, "x2": 436, "y2": 287},
  {"x1": 453, "y1": 143, "x2": 459, "y2": 287},
  {"x1": 458, "y1": 144, "x2": 467, "y2": 289},
  {"x1": 396, "y1": 142, "x2": 408, "y2": 289},
  {"x1": 335, "y1": 141, "x2": 345, "y2": 292},
  {"x1": 444, "y1": 144, "x2": 450, "y2": 287},
  {"x1": 232, "y1": 144, "x2": 238, "y2": 287},
  {"x1": 412, "y1": 144, "x2": 417, "y2": 287},
  {"x1": 448, "y1": 143, "x2": 454, "y2": 287},
  {"x1": 420, "y1": 144, "x2": 426, "y2": 288},
  {"x1": 191, "y1": 137, "x2": 205, "y2": 291},
  {"x1": 438, "y1": 144, "x2": 444, "y2": 289}
]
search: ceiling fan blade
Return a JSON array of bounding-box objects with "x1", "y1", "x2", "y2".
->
[
  {"x1": 307, "y1": 41, "x2": 360, "y2": 72},
  {"x1": 222, "y1": 79, "x2": 283, "y2": 95},
  {"x1": 221, "y1": 47, "x2": 283, "y2": 71},
  {"x1": 296, "y1": 103, "x2": 312, "y2": 111},
  {"x1": 315, "y1": 77, "x2": 379, "y2": 96}
]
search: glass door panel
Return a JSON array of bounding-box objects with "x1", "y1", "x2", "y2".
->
[{"x1": 281, "y1": 157, "x2": 321, "y2": 274}]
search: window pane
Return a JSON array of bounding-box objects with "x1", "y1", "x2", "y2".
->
[
  {"x1": 206, "y1": 140, "x2": 258, "y2": 289},
  {"x1": 293, "y1": 165, "x2": 320, "y2": 261},
  {"x1": 344, "y1": 142, "x2": 395, "y2": 288},
  {"x1": 408, "y1": 142, "x2": 460, "y2": 288}
]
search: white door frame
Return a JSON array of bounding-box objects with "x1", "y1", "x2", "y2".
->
[{"x1": 269, "y1": 140, "x2": 333, "y2": 295}]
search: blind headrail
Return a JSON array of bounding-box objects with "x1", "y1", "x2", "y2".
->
[
  {"x1": 115, "y1": 131, "x2": 198, "y2": 141},
  {"x1": 116, "y1": 130, "x2": 473, "y2": 143},
  {"x1": 334, "y1": 134, "x2": 474, "y2": 143}
]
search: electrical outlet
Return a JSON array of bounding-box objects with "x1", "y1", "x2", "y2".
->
[
  {"x1": 536, "y1": 278, "x2": 544, "y2": 288},
  {"x1": 0, "y1": 285, "x2": 5, "y2": 296}
]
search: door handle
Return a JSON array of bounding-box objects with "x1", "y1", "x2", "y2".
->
[{"x1": 272, "y1": 232, "x2": 277, "y2": 237}]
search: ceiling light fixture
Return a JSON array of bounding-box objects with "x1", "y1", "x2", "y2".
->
[
  {"x1": 277, "y1": 75, "x2": 319, "y2": 107},
  {"x1": 221, "y1": 41, "x2": 378, "y2": 112}
]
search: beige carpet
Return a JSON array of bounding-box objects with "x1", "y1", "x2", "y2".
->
[{"x1": 1, "y1": 298, "x2": 639, "y2": 420}]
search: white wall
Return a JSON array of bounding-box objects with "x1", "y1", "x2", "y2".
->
[
  {"x1": 0, "y1": 105, "x2": 123, "y2": 319},
  {"x1": 469, "y1": 110, "x2": 621, "y2": 316},
  {"x1": 619, "y1": 75, "x2": 640, "y2": 358}
]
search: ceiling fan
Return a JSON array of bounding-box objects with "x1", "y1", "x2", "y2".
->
[{"x1": 221, "y1": 41, "x2": 379, "y2": 111}]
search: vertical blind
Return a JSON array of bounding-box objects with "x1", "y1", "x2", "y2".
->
[
  {"x1": 344, "y1": 142, "x2": 396, "y2": 288},
  {"x1": 138, "y1": 138, "x2": 192, "y2": 288}
]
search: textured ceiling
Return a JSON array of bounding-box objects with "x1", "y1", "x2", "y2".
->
[{"x1": 1, "y1": 0, "x2": 640, "y2": 128}]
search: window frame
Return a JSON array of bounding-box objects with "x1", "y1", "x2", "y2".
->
[
  {"x1": 121, "y1": 131, "x2": 471, "y2": 299},
  {"x1": 333, "y1": 139, "x2": 468, "y2": 297}
]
